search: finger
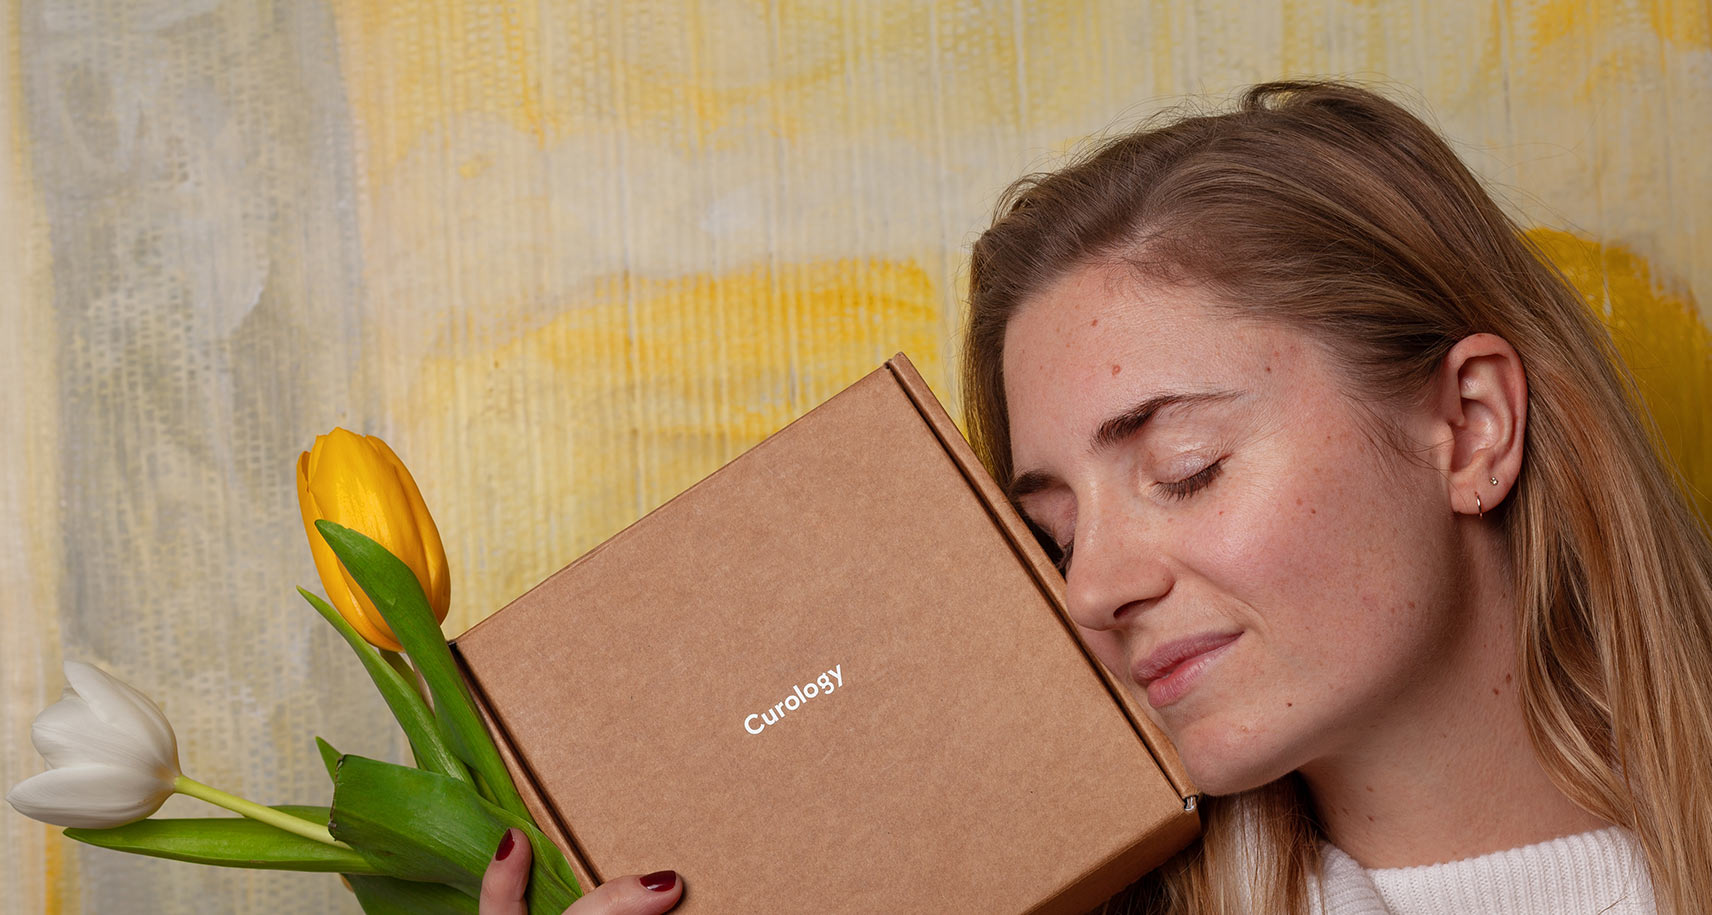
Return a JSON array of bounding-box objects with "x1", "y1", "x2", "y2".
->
[
  {"x1": 563, "y1": 869, "x2": 684, "y2": 915},
  {"x1": 479, "y1": 828, "x2": 533, "y2": 915}
]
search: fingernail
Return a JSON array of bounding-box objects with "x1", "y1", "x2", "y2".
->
[
  {"x1": 495, "y1": 829, "x2": 517, "y2": 861},
  {"x1": 640, "y1": 870, "x2": 677, "y2": 892}
]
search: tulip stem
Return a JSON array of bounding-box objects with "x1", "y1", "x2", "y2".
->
[
  {"x1": 381, "y1": 650, "x2": 431, "y2": 708},
  {"x1": 173, "y1": 775, "x2": 350, "y2": 849}
]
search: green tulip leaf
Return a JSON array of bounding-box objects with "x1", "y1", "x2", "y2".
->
[
  {"x1": 298, "y1": 586, "x2": 473, "y2": 787},
  {"x1": 476, "y1": 796, "x2": 584, "y2": 898},
  {"x1": 316, "y1": 737, "x2": 342, "y2": 782},
  {"x1": 345, "y1": 874, "x2": 480, "y2": 914},
  {"x1": 379, "y1": 649, "x2": 418, "y2": 688},
  {"x1": 314, "y1": 521, "x2": 528, "y2": 819},
  {"x1": 64, "y1": 810, "x2": 383, "y2": 874},
  {"x1": 330, "y1": 754, "x2": 577, "y2": 914}
]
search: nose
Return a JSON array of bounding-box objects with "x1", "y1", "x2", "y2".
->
[{"x1": 1062, "y1": 507, "x2": 1175, "y2": 633}]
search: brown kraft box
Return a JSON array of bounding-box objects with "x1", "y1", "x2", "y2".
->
[{"x1": 451, "y1": 354, "x2": 1201, "y2": 914}]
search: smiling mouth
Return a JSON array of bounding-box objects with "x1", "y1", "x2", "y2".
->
[{"x1": 1133, "y1": 632, "x2": 1241, "y2": 709}]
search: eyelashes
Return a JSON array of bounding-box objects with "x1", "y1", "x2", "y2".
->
[
  {"x1": 1051, "y1": 539, "x2": 1075, "y2": 575},
  {"x1": 1156, "y1": 458, "x2": 1225, "y2": 502},
  {"x1": 1045, "y1": 458, "x2": 1227, "y2": 575},
  {"x1": 1027, "y1": 522, "x2": 1077, "y2": 575}
]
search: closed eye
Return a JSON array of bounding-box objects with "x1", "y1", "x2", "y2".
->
[
  {"x1": 1053, "y1": 539, "x2": 1074, "y2": 575},
  {"x1": 1023, "y1": 460, "x2": 1223, "y2": 576},
  {"x1": 1024, "y1": 519, "x2": 1075, "y2": 577},
  {"x1": 1157, "y1": 459, "x2": 1224, "y2": 501}
]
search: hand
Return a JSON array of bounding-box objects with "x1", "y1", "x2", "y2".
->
[{"x1": 479, "y1": 828, "x2": 684, "y2": 915}]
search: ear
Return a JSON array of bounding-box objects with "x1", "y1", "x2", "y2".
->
[{"x1": 1416, "y1": 333, "x2": 1528, "y2": 518}]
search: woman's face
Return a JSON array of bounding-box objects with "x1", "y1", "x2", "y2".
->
[{"x1": 1002, "y1": 262, "x2": 1466, "y2": 796}]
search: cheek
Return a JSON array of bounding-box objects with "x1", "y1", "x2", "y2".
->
[
  {"x1": 1197, "y1": 429, "x2": 1455, "y2": 709},
  {"x1": 1207, "y1": 430, "x2": 1409, "y2": 601},
  {"x1": 1186, "y1": 452, "x2": 1334, "y2": 630},
  {"x1": 1165, "y1": 441, "x2": 1442, "y2": 791}
]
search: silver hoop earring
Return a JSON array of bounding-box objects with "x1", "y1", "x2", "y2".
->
[{"x1": 1476, "y1": 492, "x2": 1484, "y2": 519}]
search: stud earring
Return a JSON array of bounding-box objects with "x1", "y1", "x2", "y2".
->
[{"x1": 1489, "y1": 476, "x2": 1499, "y2": 486}]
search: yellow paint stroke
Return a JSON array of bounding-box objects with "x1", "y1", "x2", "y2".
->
[
  {"x1": 328, "y1": 0, "x2": 1112, "y2": 183},
  {"x1": 4, "y1": 0, "x2": 74, "y2": 906},
  {"x1": 403, "y1": 258, "x2": 944, "y2": 633},
  {"x1": 1528, "y1": 227, "x2": 1712, "y2": 520},
  {"x1": 1523, "y1": 0, "x2": 1712, "y2": 52},
  {"x1": 43, "y1": 824, "x2": 73, "y2": 915},
  {"x1": 331, "y1": 0, "x2": 848, "y2": 179},
  {"x1": 1651, "y1": 0, "x2": 1712, "y2": 47},
  {"x1": 1505, "y1": 0, "x2": 1712, "y2": 101},
  {"x1": 333, "y1": 0, "x2": 551, "y2": 183}
]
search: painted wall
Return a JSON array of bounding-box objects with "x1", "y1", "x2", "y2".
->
[{"x1": 2, "y1": 1, "x2": 1707, "y2": 911}]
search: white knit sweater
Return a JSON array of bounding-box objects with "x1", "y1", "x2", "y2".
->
[{"x1": 1312, "y1": 826, "x2": 1656, "y2": 914}]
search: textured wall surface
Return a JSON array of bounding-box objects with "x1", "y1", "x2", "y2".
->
[{"x1": 2, "y1": 1, "x2": 1708, "y2": 911}]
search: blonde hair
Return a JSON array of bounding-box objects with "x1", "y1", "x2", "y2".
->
[{"x1": 961, "y1": 81, "x2": 1712, "y2": 914}]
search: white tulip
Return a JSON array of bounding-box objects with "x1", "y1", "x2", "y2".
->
[
  {"x1": 7, "y1": 661, "x2": 345, "y2": 847},
  {"x1": 6, "y1": 661, "x2": 181, "y2": 829}
]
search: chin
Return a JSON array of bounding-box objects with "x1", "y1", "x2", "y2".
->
[
  {"x1": 1169, "y1": 721, "x2": 1295, "y2": 798},
  {"x1": 1182, "y1": 758, "x2": 1281, "y2": 797}
]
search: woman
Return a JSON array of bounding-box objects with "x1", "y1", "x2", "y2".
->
[{"x1": 480, "y1": 81, "x2": 1712, "y2": 914}]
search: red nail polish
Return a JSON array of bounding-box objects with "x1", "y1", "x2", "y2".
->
[
  {"x1": 640, "y1": 870, "x2": 677, "y2": 892},
  {"x1": 495, "y1": 830, "x2": 517, "y2": 861}
]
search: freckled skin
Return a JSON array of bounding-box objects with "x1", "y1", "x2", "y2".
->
[
  {"x1": 1003, "y1": 263, "x2": 1464, "y2": 797},
  {"x1": 1002, "y1": 263, "x2": 1611, "y2": 867}
]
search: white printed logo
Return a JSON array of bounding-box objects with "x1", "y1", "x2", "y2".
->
[{"x1": 744, "y1": 665, "x2": 843, "y2": 735}]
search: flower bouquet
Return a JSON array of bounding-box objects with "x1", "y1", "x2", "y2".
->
[{"x1": 7, "y1": 429, "x2": 580, "y2": 913}]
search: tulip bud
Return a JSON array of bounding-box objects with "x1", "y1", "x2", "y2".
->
[
  {"x1": 7, "y1": 662, "x2": 182, "y2": 829},
  {"x1": 296, "y1": 428, "x2": 451, "y2": 652}
]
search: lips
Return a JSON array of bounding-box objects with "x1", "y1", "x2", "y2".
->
[{"x1": 1132, "y1": 631, "x2": 1241, "y2": 707}]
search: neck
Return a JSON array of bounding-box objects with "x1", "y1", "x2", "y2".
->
[{"x1": 1297, "y1": 528, "x2": 1610, "y2": 869}]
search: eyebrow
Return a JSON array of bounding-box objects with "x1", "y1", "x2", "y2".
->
[{"x1": 1006, "y1": 389, "x2": 1244, "y2": 501}]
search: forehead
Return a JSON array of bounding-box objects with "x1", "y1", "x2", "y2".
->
[{"x1": 1001, "y1": 263, "x2": 1304, "y2": 461}]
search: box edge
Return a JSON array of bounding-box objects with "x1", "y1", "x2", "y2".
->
[
  {"x1": 452, "y1": 363, "x2": 903, "y2": 645},
  {"x1": 1023, "y1": 806, "x2": 1203, "y2": 915},
  {"x1": 881, "y1": 352, "x2": 1199, "y2": 804},
  {"x1": 450, "y1": 640, "x2": 603, "y2": 893}
]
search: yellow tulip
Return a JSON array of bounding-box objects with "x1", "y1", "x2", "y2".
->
[{"x1": 296, "y1": 428, "x2": 451, "y2": 652}]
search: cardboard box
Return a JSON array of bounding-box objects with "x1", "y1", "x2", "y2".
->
[{"x1": 452, "y1": 354, "x2": 1200, "y2": 914}]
